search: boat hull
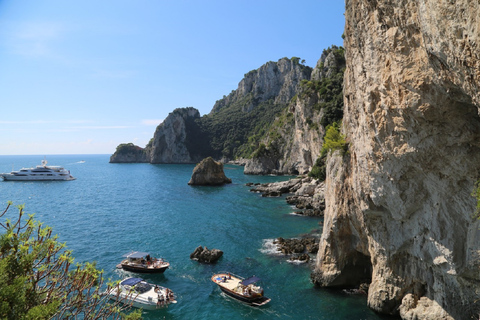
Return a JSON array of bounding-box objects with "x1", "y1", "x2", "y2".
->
[
  {"x1": 119, "y1": 263, "x2": 169, "y2": 273},
  {"x1": 1, "y1": 174, "x2": 75, "y2": 181},
  {"x1": 211, "y1": 273, "x2": 271, "y2": 307},
  {"x1": 218, "y1": 286, "x2": 271, "y2": 306}
]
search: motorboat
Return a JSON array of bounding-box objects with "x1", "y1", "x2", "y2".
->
[
  {"x1": 116, "y1": 251, "x2": 170, "y2": 273},
  {"x1": 107, "y1": 277, "x2": 176, "y2": 310},
  {"x1": 211, "y1": 272, "x2": 271, "y2": 306},
  {"x1": 0, "y1": 159, "x2": 75, "y2": 181}
]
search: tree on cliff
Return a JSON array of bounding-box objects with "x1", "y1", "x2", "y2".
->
[{"x1": 0, "y1": 202, "x2": 141, "y2": 320}]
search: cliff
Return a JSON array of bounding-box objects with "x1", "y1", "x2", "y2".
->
[
  {"x1": 149, "y1": 107, "x2": 204, "y2": 164},
  {"x1": 312, "y1": 1, "x2": 480, "y2": 319},
  {"x1": 211, "y1": 57, "x2": 311, "y2": 114},
  {"x1": 111, "y1": 57, "x2": 319, "y2": 169},
  {"x1": 244, "y1": 47, "x2": 345, "y2": 175}
]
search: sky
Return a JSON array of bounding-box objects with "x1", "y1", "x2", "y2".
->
[{"x1": 0, "y1": 1, "x2": 345, "y2": 155}]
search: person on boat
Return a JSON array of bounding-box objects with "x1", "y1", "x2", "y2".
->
[
  {"x1": 223, "y1": 276, "x2": 227, "y2": 282},
  {"x1": 227, "y1": 273, "x2": 231, "y2": 279},
  {"x1": 157, "y1": 294, "x2": 165, "y2": 307}
]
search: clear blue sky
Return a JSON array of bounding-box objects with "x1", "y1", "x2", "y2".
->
[{"x1": 0, "y1": 0, "x2": 345, "y2": 155}]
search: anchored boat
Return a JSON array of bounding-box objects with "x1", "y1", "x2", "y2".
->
[
  {"x1": 117, "y1": 251, "x2": 170, "y2": 273},
  {"x1": 211, "y1": 272, "x2": 271, "y2": 306},
  {"x1": 0, "y1": 159, "x2": 75, "y2": 181},
  {"x1": 107, "y1": 277, "x2": 176, "y2": 310}
]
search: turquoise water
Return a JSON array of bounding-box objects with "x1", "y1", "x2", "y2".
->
[{"x1": 0, "y1": 155, "x2": 390, "y2": 320}]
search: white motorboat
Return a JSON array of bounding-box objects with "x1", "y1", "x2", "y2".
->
[
  {"x1": 0, "y1": 159, "x2": 75, "y2": 181},
  {"x1": 107, "y1": 277, "x2": 176, "y2": 310}
]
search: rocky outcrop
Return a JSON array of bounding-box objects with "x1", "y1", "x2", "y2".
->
[
  {"x1": 312, "y1": 1, "x2": 480, "y2": 319},
  {"x1": 249, "y1": 177, "x2": 325, "y2": 216},
  {"x1": 188, "y1": 157, "x2": 232, "y2": 186},
  {"x1": 109, "y1": 143, "x2": 148, "y2": 163},
  {"x1": 190, "y1": 246, "x2": 223, "y2": 263},
  {"x1": 150, "y1": 107, "x2": 203, "y2": 164}
]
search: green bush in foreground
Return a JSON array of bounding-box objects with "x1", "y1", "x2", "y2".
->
[{"x1": 0, "y1": 202, "x2": 141, "y2": 320}]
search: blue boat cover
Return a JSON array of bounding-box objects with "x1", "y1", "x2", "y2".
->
[
  {"x1": 122, "y1": 251, "x2": 150, "y2": 259},
  {"x1": 121, "y1": 278, "x2": 143, "y2": 286},
  {"x1": 241, "y1": 276, "x2": 261, "y2": 286}
]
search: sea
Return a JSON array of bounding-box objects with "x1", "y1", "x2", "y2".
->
[{"x1": 0, "y1": 154, "x2": 395, "y2": 320}]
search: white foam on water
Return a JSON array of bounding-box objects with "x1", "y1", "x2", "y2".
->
[{"x1": 259, "y1": 238, "x2": 282, "y2": 255}]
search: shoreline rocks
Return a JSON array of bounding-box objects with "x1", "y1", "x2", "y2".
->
[{"x1": 248, "y1": 176, "x2": 325, "y2": 217}]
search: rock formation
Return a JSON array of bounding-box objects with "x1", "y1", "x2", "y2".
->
[
  {"x1": 210, "y1": 57, "x2": 311, "y2": 114},
  {"x1": 244, "y1": 48, "x2": 345, "y2": 175},
  {"x1": 312, "y1": 1, "x2": 480, "y2": 319},
  {"x1": 109, "y1": 143, "x2": 148, "y2": 163},
  {"x1": 150, "y1": 107, "x2": 203, "y2": 163},
  {"x1": 248, "y1": 177, "x2": 325, "y2": 216},
  {"x1": 190, "y1": 246, "x2": 223, "y2": 263},
  {"x1": 188, "y1": 157, "x2": 232, "y2": 186}
]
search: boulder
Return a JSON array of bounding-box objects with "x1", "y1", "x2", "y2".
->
[
  {"x1": 188, "y1": 157, "x2": 232, "y2": 186},
  {"x1": 190, "y1": 246, "x2": 223, "y2": 263}
]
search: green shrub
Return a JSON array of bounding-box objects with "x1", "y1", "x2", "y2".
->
[{"x1": 321, "y1": 122, "x2": 347, "y2": 157}]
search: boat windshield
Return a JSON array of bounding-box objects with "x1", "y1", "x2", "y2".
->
[{"x1": 134, "y1": 282, "x2": 152, "y2": 294}]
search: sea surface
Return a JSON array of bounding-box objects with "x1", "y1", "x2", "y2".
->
[{"x1": 0, "y1": 155, "x2": 393, "y2": 320}]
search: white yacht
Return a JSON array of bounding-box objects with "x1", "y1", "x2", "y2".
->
[
  {"x1": 0, "y1": 159, "x2": 75, "y2": 181},
  {"x1": 107, "y1": 277, "x2": 176, "y2": 310}
]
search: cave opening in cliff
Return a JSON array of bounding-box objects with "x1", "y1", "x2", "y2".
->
[{"x1": 340, "y1": 251, "x2": 373, "y2": 288}]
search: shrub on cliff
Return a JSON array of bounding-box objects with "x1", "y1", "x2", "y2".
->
[
  {"x1": 0, "y1": 202, "x2": 141, "y2": 319},
  {"x1": 114, "y1": 143, "x2": 144, "y2": 155},
  {"x1": 309, "y1": 122, "x2": 347, "y2": 181},
  {"x1": 321, "y1": 122, "x2": 347, "y2": 157},
  {"x1": 308, "y1": 155, "x2": 327, "y2": 181}
]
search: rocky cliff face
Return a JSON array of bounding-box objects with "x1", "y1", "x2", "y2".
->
[
  {"x1": 244, "y1": 48, "x2": 344, "y2": 175},
  {"x1": 312, "y1": 1, "x2": 480, "y2": 319},
  {"x1": 150, "y1": 107, "x2": 202, "y2": 164},
  {"x1": 211, "y1": 57, "x2": 311, "y2": 114}
]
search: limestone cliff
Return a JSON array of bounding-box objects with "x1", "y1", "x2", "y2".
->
[
  {"x1": 244, "y1": 47, "x2": 345, "y2": 175},
  {"x1": 312, "y1": 1, "x2": 480, "y2": 319},
  {"x1": 149, "y1": 107, "x2": 204, "y2": 164},
  {"x1": 211, "y1": 57, "x2": 311, "y2": 114}
]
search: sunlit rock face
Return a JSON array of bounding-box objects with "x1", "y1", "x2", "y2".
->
[
  {"x1": 150, "y1": 107, "x2": 201, "y2": 164},
  {"x1": 312, "y1": 1, "x2": 480, "y2": 319}
]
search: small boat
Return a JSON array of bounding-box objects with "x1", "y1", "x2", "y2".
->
[
  {"x1": 211, "y1": 272, "x2": 271, "y2": 306},
  {"x1": 0, "y1": 159, "x2": 75, "y2": 181},
  {"x1": 116, "y1": 251, "x2": 170, "y2": 273},
  {"x1": 107, "y1": 277, "x2": 176, "y2": 310}
]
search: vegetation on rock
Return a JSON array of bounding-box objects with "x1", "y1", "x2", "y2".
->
[{"x1": 309, "y1": 122, "x2": 347, "y2": 180}]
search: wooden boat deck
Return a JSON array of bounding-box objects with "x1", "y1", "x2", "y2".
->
[{"x1": 212, "y1": 273, "x2": 242, "y2": 291}]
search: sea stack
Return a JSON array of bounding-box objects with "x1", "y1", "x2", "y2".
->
[{"x1": 188, "y1": 157, "x2": 232, "y2": 186}]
